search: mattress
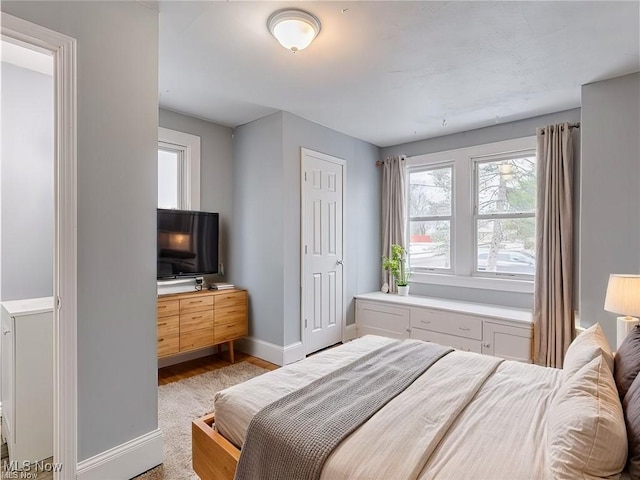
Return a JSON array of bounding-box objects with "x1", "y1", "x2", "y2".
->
[{"x1": 214, "y1": 335, "x2": 566, "y2": 479}]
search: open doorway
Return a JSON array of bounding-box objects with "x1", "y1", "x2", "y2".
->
[
  {"x1": 1, "y1": 14, "x2": 77, "y2": 480},
  {"x1": 0, "y1": 38, "x2": 55, "y2": 478}
]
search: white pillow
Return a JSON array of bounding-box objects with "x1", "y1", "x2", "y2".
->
[
  {"x1": 548, "y1": 355, "x2": 627, "y2": 479},
  {"x1": 563, "y1": 323, "x2": 614, "y2": 379}
]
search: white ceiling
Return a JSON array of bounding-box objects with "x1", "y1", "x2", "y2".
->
[{"x1": 159, "y1": 1, "x2": 640, "y2": 147}]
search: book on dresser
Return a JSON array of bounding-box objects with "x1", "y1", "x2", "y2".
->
[
  {"x1": 209, "y1": 282, "x2": 235, "y2": 290},
  {"x1": 156, "y1": 288, "x2": 248, "y2": 363}
]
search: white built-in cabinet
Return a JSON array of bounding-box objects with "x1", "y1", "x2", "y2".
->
[
  {"x1": 1, "y1": 297, "x2": 53, "y2": 465},
  {"x1": 355, "y1": 292, "x2": 533, "y2": 363}
]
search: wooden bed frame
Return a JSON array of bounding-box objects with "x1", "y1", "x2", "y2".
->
[{"x1": 192, "y1": 413, "x2": 239, "y2": 480}]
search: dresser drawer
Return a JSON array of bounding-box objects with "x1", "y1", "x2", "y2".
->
[
  {"x1": 215, "y1": 291, "x2": 247, "y2": 309},
  {"x1": 157, "y1": 333, "x2": 179, "y2": 357},
  {"x1": 215, "y1": 305, "x2": 247, "y2": 326},
  {"x1": 157, "y1": 315, "x2": 179, "y2": 337},
  {"x1": 411, "y1": 327, "x2": 482, "y2": 353},
  {"x1": 180, "y1": 296, "x2": 213, "y2": 315},
  {"x1": 157, "y1": 299, "x2": 179, "y2": 318},
  {"x1": 180, "y1": 327, "x2": 214, "y2": 352},
  {"x1": 180, "y1": 310, "x2": 214, "y2": 332},
  {"x1": 356, "y1": 301, "x2": 410, "y2": 334},
  {"x1": 214, "y1": 321, "x2": 247, "y2": 343},
  {"x1": 410, "y1": 308, "x2": 482, "y2": 340}
]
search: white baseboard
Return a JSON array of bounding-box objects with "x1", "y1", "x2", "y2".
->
[
  {"x1": 157, "y1": 346, "x2": 217, "y2": 368},
  {"x1": 235, "y1": 337, "x2": 304, "y2": 366},
  {"x1": 343, "y1": 324, "x2": 357, "y2": 342},
  {"x1": 283, "y1": 341, "x2": 304, "y2": 365},
  {"x1": 76, "y1": 429, "x2": 163, "y2": 480}
]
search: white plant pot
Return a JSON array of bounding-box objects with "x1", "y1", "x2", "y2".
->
[{"x1": 397, "y1": 285, "x2": 410, "y2": 296}]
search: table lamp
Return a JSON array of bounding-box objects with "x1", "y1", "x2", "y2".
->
[{"x1": 604, "y1": 274, "x2": 640, "y2": 348}]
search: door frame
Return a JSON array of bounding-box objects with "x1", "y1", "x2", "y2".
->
[
  {"x1": 1, "y1": 13, "x2": 78, "y2": 479},
  {"x1": 300, "y1": 148, "x2": 347, "y2": 356}
]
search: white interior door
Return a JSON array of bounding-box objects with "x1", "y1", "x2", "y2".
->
[{"x1": 301, "y1": 148, "x2": 345, "y2": 355}]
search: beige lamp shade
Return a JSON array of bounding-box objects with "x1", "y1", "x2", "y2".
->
[{"x1": 604, "y1": 274, "x2": 640, "y2": 316}]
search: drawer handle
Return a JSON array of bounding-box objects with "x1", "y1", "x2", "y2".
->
[
  {"x1": 3, "y1": 329, "x2": 11, "y2": 335},
  {"x1": 420, "y1": 320, "x2": 431, "y2": 324},
  {"x1": 158, "y1": 322, "x2": 167, "y2": 327},
  {"x1": 158, "y1": 305, "x2": 167, "y2": 309},
  {"x1": 158, "y1": 338, "x2": 164, "y2": 342},
  {"x1": 458, "y1": 327, "x2": 470, "y2": 331},
  {"x1": 192, "y1": 315, "x2": 203, "y2": 320},
  {"x1": 190, "y1": 300, "x2": 203, "y2": 304}
]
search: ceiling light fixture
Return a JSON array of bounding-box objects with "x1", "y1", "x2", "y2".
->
[{"x1": 268, "y1": 9, "x2": 321, "y2": 53}]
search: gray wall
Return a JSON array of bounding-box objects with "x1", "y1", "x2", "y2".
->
[
  {"x1": 1, "y1": 1, "x2": 160, "y2": 462},
  {"x1": 1, "y1": 62, "x2": 53, "y2": 301},
  {"x1": 580, "y1": 73, "x2": 640, "y2": 346},
  {"x1": 381, "y1": 108, "x2": 582, "y2": 309},
  {"x1": 232, "y1": 111, "x2": 380, "y2": 347},
  {"x1": 159, "y1": 108, "x2": 233, "y2": 281},
  {"x1": 232, "y1": 112, "x2": 285, "y2": 345}
]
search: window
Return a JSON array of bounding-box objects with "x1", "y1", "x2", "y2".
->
[
  {"x1": 158, "y1": 127, "x2": 201, "y2": 210},
  {"x1": 408, "y1": 165, "x2": 453, "y2": 271},
  {"x1": 474, "y1": 153, "x2": 536, "y2": 277},
  {"x1": 406, "y1": 137, "x2": 537, "y2": 292}
]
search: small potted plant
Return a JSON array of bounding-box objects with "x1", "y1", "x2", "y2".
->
[{"x1": 382, "y1": 244, "x2": 411, "y2": 295}]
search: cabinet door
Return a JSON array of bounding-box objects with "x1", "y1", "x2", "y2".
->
[
  {"x1": 483, "y1": 322, "x2": 532, "y2": 363},
  {"x1": 355, "y1": 300, "x2": 410, "y2": 339}
]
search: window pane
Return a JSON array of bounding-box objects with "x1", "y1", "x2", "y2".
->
[
  {"x1": 409, "y1": 220, "x2": 450, "y2": 269},
  {"x1": 477, "y1": 156, "x2": 535, "y2": 215},
  {"x1": 476, "y1": 218, "x2": 535, "y2": 274},
  {"x1": 409, "y1": 167, "x2": 452, "y2": 217},
  {"x1": 158, "y1": 149, "x2": 179, "y2": 209}
]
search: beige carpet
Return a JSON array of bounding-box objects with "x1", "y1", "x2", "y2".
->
[{"x1": 135, "y1": 362, "x2": 268, "y2": 480}]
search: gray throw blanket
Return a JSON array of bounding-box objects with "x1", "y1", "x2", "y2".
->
[{"x1": 234, "y1": 339, "x2": 453, "y2": 480}]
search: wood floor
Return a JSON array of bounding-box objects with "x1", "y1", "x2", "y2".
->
[{"x1": 158, "y1": 350, "x2": 278, "y2": 386}]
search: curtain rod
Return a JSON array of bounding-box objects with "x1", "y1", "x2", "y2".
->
[{"x1": 539, "y1": 122, "x2": 580, "y2": 134}]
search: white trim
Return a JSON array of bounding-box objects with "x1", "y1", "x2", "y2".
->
[
  {"x1": 342, "y1": 323, "x2": 357, "y2": 342},
  {"x1": 1, "y1": 39, "x2": 53, "y2": 76},
  {"x1": 76, "y1": 429, "x2": 163, "y2": 480},
  {"x1": 1, "y1": 14, "x2": 78, "y2": 480},
  {"x1": 235, "y1": 337, "x2": 304, "y2": 366},
  {"x1": 300, "y1": 148, "x2": 347, "y2": 357},
  {"x1": 158, "y1": 127, "x2": 201, "y2": 210},
  {"x1": 282, "y1": 341, "x2": 304, "y2": 365}
]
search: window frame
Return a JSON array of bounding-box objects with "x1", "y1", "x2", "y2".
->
[
  {"x1": 158, "y1": 127, "x2": 201, "y2": 210},
  {"x1": 472, "y1": 150, "x2": 537, "y2": 280},
  {"x1": 405, "y1": 136, "x2": 536, "y2": 293},
  {"x1": 406, "y1": 162, "x2": 455, "y2": 274}
]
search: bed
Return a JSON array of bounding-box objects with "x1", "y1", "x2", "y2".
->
[{"x1": 192, "y1": 325, "x2": 637, "y2": 480}]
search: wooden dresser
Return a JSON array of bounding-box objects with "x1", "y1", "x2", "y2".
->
[{"x1": 157, "y1": 289, "x2": 248, "y2": 362}]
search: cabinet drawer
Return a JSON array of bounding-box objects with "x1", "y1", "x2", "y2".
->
[
  {"x1": 157, "y1": 333, "x2": 179, "y2": 357},
  {"x1": 214, "y1": 321, "x2": 247, "y2": 343},
  {"x1": 215, "y1": 305, "x2": 247, "y2": 326},
  {"x1": 356, "y1": 301, "x2": 410, "y2": 334},
  {"x1": 180, "y1": 296, "x2": 213, "y2": 314},
  {"x1": 180, "y1": 327, "x2": 214, "y2": 352},
  {"x1": 411, "y1": 327, "x2": 482, "y2": 353},
  {"x1": 180, "y1": 310, "x2": 214, "y2": 333},
  {"x1": 157, "y1": 300, "x2": 179, "y2": 318},
  {"x1": 157, "y1": 315, "x2": 179, "y2": 337},
  {"x1": 215, "y1": 291, "x2": 247, "y2": 309},
  {"x1": 411, "y1": 308, "x2": 482, "y2": 340}
]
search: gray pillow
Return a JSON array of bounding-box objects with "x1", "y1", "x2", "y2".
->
[
  {"x1": 623, "y1": 373, "x2": 640, "y2": 478},
  {"x1": 615, "y1": 325, "x2": 640, "y2": 400}
]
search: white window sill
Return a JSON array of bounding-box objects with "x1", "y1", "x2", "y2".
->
[{"x1": 410, "y1": 272, "x2": 534, "y2": 294}]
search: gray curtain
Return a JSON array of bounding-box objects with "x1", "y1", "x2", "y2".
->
[
  {"x1": 381, "y1": 156, "x2": 407, "y2": 290},
  {"x1": 534, "y1": 123, "x2": 575, "y2": 367}
]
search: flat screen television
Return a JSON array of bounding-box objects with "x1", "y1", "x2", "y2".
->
[{"x1": 157, "y1": 209, "x2": 219, "y2": 279}]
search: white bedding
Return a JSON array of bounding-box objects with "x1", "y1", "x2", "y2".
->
[{"x1": 213, "y1": 336, "x2": 574, "y2": 479}]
